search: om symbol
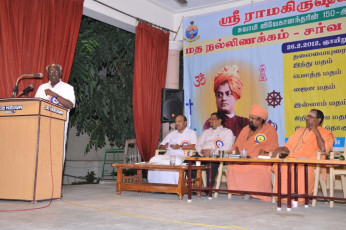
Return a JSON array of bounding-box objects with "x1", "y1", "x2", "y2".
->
[{"x1": 193, "y1": 73, "x2": 206, "y2": 87}]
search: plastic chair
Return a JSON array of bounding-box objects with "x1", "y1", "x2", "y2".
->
[
  {"x1": 101, "y1": 148, "x2": 124, "y2": 180},
  {"x1": 214, "y1": 138, "x2": 235, "y2": 198},
  {"x1": 312, "y1": 152, "x2": 328, "y2": 207},
  {"x1": 329, "y1": 151, "x2": 346, "y2": 208},
  {"x1": 214, "y1": 162, "x2": 232, "y2": 199}
]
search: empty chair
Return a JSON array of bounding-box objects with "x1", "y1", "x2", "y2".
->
[
  {"x1": 124, "y1": 139, "x2": 141, "y2": 163},
  {"x1": 101, "y1": 148, "x2": 124, "y2": 180}
]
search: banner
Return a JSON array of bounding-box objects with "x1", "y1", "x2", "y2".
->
[{"x1": 183, "y1": 0, "x2": 346, "y2": 149}]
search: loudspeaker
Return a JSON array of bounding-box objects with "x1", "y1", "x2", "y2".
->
[{"x1": 161, "y1": 88, "x2": 184, "y2": 123}]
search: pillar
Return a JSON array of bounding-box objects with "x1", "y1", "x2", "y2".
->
[{"x1": 162, "y1": 40, "x2": 183, "y2": 139}]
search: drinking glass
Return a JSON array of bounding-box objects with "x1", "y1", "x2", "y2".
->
[
  {"x1": 241, "y1": 149, "x2": 248, "y2": 158},
  {"x1": 169, "y1": 155, "x2": 176, "y2": 165},
  {"x1": 212, "y1": 149, "x2": 218, "y2": 158}
]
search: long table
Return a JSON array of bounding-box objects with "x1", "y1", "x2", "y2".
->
[
  {"x1": 185, "y1": 157, "x2": 346, "y2": 210},
  {"x1": 112, "y1": 163, "x2": 206, "y2": 200},
  {"x1": 185, "y1": 157, "x2": 285, "y2": 210}
]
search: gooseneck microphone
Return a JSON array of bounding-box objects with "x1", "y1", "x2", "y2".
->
[
  {"x1": 17, "y1": 84, "x2": 34, "y2": 97},
  {"x1": 12, "y1": 73, "x2": 43, "y2": 97}
]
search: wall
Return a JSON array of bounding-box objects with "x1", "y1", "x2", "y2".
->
[{"x1": 63, "y1": 127, "x2": 138, "y2": 184}]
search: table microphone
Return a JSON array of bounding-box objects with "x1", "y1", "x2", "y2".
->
[{"x1": 12, "y1": 73, "x2": 43, "y2": 98}]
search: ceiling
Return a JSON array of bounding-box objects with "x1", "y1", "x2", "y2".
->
[
  {"x1": 83, "y1": 0, "x2": 260, "y2": 40},
  {"x1": 148, "y1": 0, "x2": 244, "y2": 13}
]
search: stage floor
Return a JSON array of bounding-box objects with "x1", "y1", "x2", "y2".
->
[{"x1": 0, "y1": 182, "x2": 345, "y2": 230}]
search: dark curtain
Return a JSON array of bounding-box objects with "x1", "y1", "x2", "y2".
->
[
  {"x1": 133, "y1": 22, "x2": 169, "y2": 161},
  {"x1": 0, "y1": 0, "x2": 84, "y2": 98}
]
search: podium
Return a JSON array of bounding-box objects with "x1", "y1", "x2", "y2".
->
[{"x1": 0, "y1": 98, "x2": 67, "y2": 202}]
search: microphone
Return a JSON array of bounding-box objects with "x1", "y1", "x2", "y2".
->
[
  {"x1": 12, "y1": 73, "x2": 43, "y2": 97},
  {"x1": 25, "y1": 73, "x2": 43, "y2": 77},
  {"x1": 17, "y1": 84, "x2": 34, "y2": 97}
]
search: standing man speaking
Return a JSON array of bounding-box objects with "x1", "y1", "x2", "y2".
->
[
  {"x1": 35, "y1": 64, "x2": 75, "y2": 110},
  {"x1": 35, "y1": 64, "x2": 75, "y2": 162}
]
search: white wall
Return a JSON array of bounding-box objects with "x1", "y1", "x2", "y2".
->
[{"x1": 63, "y1": 127, "x2": 138, "y2": 184}]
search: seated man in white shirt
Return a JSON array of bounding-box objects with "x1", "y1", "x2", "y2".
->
[
  {"x1": 147, "y1": 115, "x2": 197, "y2": 184},
  {"x1": 196, "y1": 112, "x2": 235, "y2": 188}
]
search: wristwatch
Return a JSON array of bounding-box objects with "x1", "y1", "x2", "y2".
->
[{"x1": 56, "y1": 95, "x2": 59, "y2": 100}]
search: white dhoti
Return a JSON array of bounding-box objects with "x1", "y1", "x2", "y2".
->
[{"x1": 147, "y1": 153, "x2": 185, "y2": 184}]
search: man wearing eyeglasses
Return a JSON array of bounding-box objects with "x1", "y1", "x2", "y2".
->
[
  {"x1": 227, "y1": 104, "x2": 279, "y2": 201},
  {"x1": 196, "y1": 112, "x2": 235, "y2": 188},
  {"x1": 35, "y1": 63, "x2": 76, "y2": 162},
  {"x1": 272, "y1": 109, "x2": 334, "y2": 205},
  {"x1": 35, "y1": 64, "x2": 75, "y2": 110}
]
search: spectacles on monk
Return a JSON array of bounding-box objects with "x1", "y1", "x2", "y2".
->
[
  {"x1": 47, "y1": 70, "x2": 60, "y2": 75},
  {"x1": 248, "y1": 116, "x2": 261, "y2": 121},
  {"x1": 209, "y1": 117, "x2": 218, "y2": 121}
]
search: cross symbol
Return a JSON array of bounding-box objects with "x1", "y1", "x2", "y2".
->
[{"x1": 185, "y1": 99, "x2": 193, "y2": 115}]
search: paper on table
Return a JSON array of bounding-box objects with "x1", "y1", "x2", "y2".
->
[{"x1": 257, "y1": 155, "x2": 271, "y2": 159}]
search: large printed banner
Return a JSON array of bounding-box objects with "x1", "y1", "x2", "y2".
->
[{"x1": 183, "y1": 0, "x2": 346, "y2": 149}]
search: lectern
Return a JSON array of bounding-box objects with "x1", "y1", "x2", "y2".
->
[{"x1": 0, "y1": 98, "x2": 67, "y2": 202}]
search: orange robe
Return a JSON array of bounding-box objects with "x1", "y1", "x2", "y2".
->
[
  {"x1": 227, "y1": 123, "x2": 279, "y2": 202},
  {"x1": 273, "y1": 126, "x2": 334, "y2": 205}
]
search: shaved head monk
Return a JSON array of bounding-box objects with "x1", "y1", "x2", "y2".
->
[
  {"x1": 203, "y1": 65, "x2": 248, "y2": 137},
  {"x1": 272, "y1": 109, "x2": 334, "y2": 205},
  {"x1": 227, "y1": 105, "x2": 279, "y2": 201}
]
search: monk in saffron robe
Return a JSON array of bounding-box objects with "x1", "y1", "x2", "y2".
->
[
  {"x1": 272, "y1": 109, "x2": 334, "y2": 205},
  {"x1": 227, "y1": 105, "x2": 279, "y2": 201},
  {"x1": 203, "y1": 65, "x2": 248, "y2": 137}
]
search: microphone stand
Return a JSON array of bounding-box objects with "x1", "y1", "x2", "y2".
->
[
  {"x1": 12, "y1": 74, "x2": 26, "y2": 98},
  {"x1": 12, "y1": 74, "x2": 43, "y2": 98},
  {"x1": 12, "y1": 85, "x2": 18, "y2": 98}
]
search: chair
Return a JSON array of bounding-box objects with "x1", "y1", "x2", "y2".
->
[
  {"x1": 312, "y1": 152, "x2": 328, "y2": 207},
  {"x1": 101, "y1": 148, "x2": 124, "y2": 180},
  {"x1": 124, "y1": 139, "x2": 141, "y2": 163},
  {"x1": 329, "y1": 151, "x2": 346, "y2": 208},
  {"x1": 183, "y1": 150, "x2": 207, "y2": 187},
  {"x1": 213, "y1": 162, "x2": 232, "y2": 199},
  {"x1": 214, "y1": 138, "x2": 236, "y2": 198}
]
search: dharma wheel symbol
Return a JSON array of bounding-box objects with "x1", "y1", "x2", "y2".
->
[{"x1": 266, "y1": 90, "x2": 282, "y2": 108}]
